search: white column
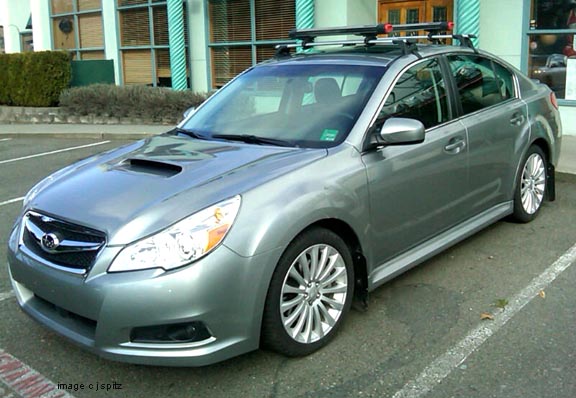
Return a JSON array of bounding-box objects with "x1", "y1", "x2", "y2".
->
[
  {"x1": 188, "y1": 0, "x2": 209, "y2": 92},
  {"x1": 30, "y1": 0, "x2": 51, "y2": 51},
  {"x1": 346, "y1": 0, "x2": 377, "y2": 25},
  {"x1": 102, "y1": 0, "x2": 121, "y2": 85},
  {"x1": 479, "y1": 0, "x2": 523, "y2": 68},
  {"x1": 315, "y1": 0, "x2": 347, "y2": 27},
  {"x1": 314, "y1": 0, "x2": 375, "y2": 28},
  {"x1": 1, "y1": 0, "x2": 31, "y2": 53}
]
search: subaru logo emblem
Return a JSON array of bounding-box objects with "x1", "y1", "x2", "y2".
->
[{"x1": 40, "y1": 233, "x2": 60, "y2": 253}]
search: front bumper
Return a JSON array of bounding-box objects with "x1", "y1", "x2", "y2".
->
[{"x1": 7, "y1": 225, "x2": 281, "y2": 366}]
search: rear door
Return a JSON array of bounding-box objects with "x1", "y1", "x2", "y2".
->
[
  {"x1": 446, "y1": 54, "x2": 528, "y2": 214},
  {"x1": 361, "y1": 57, "x2": 469, "y2": 266}
]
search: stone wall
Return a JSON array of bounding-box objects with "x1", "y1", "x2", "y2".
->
[{"x1": 0, "y1": 106, "x2": 174, "y2": 125}]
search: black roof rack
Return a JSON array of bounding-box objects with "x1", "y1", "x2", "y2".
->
[{"x1": 277, "y1": 22, "x2": 476, "y2": 57}]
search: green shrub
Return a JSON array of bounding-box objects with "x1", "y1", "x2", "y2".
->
[
  {"x1": 59, "y1": 84, "x2": 210, "y2": 122},
  {"x1": 0, "y1": 51, "x2": 71, "y2": 107}
]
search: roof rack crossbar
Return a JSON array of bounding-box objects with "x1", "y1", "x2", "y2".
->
[
  {"x1": 289, "y1": 24, "x2": 392, "y2": 43},
  {"x1": 275, "y1": 34, "x2": 471, "y2": 50},
  {"x1": 289, "y1": 21, "x2": 454, "y2": 43},
  {"x1": 391, "y1": 21, "x2": 454, "y2": 33}
]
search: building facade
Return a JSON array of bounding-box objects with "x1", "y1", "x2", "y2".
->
[{"x1": 0, "y1": 0, "x2": 575, "y2": 134}]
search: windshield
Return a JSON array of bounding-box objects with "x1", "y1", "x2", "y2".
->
[{"x1": 181, "y1": 64, "x2": 385, "y2": 148}]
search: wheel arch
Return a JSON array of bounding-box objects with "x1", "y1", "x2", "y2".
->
[
  {"x1": 300, "y1": 218, "x2": 369, "y2": 305},
  {"x1": 530, "y1": 137, "x2": 555, "y2": 201}
]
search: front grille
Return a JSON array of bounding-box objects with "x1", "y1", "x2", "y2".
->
[{"x1": 21, "y1": 211, "x2": 106, "y2": 271}]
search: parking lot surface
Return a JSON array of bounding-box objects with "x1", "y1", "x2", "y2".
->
[{"x1": 1, "y1": 136, "x2": 575, "y2": 398}]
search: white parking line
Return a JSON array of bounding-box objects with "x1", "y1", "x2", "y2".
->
[
  {"x1": 0, "y1": 197, "x2": 24, "y2": 208},
  {"x1": 0, "y1": 349, "x2": 75, "y2": 398},
  {"x1": 0, "y1": 292, "x2": 15, "y2": 303},
  {"x1": 0, "y1": 138, "x2": 12, "y2": 142},
  {"x1": 0, "y1": 141, "x2": 110, "y2": 165},
  {"x1": 392, "y1": 242, "x2": 576, "y2": 398}
]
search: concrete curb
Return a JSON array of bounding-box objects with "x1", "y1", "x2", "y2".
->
[
  {"x1": 0, "y1": 124, "x2": 171, "y2": 140},
  {"x1": 0, "y1": 132, "x2": 158, "y2": 140}
]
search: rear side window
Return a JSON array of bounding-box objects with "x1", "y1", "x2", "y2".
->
[
  {"x1": 493, "y1": 61, "x2": 515, "y2": 100},
  {"x1": 447, "y1": 54, "x2": 511, "y2": 115},
  {"x1": 378, "y1": 58, "x2": 450, "y2": 129}
]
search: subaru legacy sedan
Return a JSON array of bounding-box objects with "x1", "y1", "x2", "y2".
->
[{"x1": 7, "y1": 24, "x2": 562, "y2": 366}]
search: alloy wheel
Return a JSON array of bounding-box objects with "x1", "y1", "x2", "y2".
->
[
  {"x1": 521, "y1": 153, "x2": 546, "y2": 215},
  {"x1": 279, "y1": 244, "x2": 348, "y2": 344}
]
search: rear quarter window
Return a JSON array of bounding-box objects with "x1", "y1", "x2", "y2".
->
[{"x1": 447, "y1": 54, "x2": 513, "y2": 115}]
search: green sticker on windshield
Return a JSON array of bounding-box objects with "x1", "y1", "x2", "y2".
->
[{"x1": 320, "y1": 129, "x2": 338, "y2": 141}]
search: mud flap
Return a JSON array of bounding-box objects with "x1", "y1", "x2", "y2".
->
[{"x1": 547, "y1": 164, "x2": 556, "y2": 201}]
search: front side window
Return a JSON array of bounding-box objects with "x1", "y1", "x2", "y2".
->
[
  {"x1": 447, "y1": 54, "x2": 507, "y2": 115},
  {"x1": 378, "y1": 58, "x2": 450, "y2": 129},
  {"x1": 527, "y1": 0, "x2": 576, "y2": 100},
  {"x1": 181, "y1": 64, "x2": 385, "y2": 148}
]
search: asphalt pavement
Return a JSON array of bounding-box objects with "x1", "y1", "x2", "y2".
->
[
  {"x1": 0, "y1": 123, "x2": 574, "y2": 174},
  {"x1": 0, "y1": 126, "x2": 575, "y2": 398}
]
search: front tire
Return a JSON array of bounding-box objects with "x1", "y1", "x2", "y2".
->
[
  {"x1": 261, "y1": 228, "x2": 354, "y2": 357},
  {"x1": 511, "y1": 145, "x2": 547, "y2": 223}
]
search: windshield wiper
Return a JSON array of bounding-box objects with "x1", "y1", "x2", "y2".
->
[
  {"x1": 168, "y1": 127, "x2": 208, "y2": 140},
  {"x1": 211, "y1": 134, "x2": 294, "y2": 147}
]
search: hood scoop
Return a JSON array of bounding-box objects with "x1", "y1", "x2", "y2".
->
[{"x1": 119, "y1": 158, "x2": 183, "y2": 177}]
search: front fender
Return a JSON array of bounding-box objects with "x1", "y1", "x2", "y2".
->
[{"x1": 223, "y1": 145, "x2": 371, "y2": 261}]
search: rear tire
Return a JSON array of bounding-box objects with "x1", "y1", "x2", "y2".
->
[
  {"x1": 261, "y1": 228, "x2": 354, "y2": 357},
  {"x1": 511, "y1": 145, "x2": 547, "y2": 223}
]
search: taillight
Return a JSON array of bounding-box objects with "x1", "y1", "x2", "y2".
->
[{"x1": 550, "y1": 92, "x2": 559, "y2": 110}]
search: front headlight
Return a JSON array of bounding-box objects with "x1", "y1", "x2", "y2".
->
[{"x1": 108, "y1": 195, "x2": 241, "y2": 273}]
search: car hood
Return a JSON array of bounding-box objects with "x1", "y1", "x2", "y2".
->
[{"x1": 26, "y1": 135, "x2": 327, "y2": 245}]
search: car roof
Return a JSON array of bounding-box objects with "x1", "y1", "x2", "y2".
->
[{"x1": 258, "y1": 44, "x2": 479, "y2": 68}]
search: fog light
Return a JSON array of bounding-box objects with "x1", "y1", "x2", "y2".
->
[{"x1": 130, "y1": 321, "x2": 211, "y2": 343}]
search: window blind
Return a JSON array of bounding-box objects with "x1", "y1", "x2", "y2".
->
[
  {"x1": 209, "y1": 0, "x2": 251, "y2": 43},
  {"x1": 52, "y1": 17, "x2": 76, "y2": 49},
  {"x1": 120, "y1": 8, "x2": 151, "y2": 46},
  {"x1": 79, "y1": 12, "x2": 104, "y2": 48},
  {"x1": 51, "y1": 0, "x2": 74, "y2": 15},
  {"x1": 123, "y1": 49, "x2": 153, "y2": 84},
  {"x1": 152, "y1": 6, "x2": 169, "y2": 45},
  {"x1": 78, "y1": 0, "x2": 101, "y2": 12},
  {"x1": 212, "y1": 46, "x2": 252, "y2": 87},
  {"x1": 255, "y1": 0, "x2": 295, "y2": 41}
]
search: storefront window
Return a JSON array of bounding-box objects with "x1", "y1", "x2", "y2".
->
[
  {"x1": 117, "y1": 0, "x2": 188, "y2": 87},
  {"x1": 528, "y1": 0, "x2": 576, "y2": 100},
  {"x1": 208, "y1": 0, "x2": 296, "y2": 88},
  {"x1": 20, "y1": 32, "x2": 34, "y2": 52},
  {"x1": 50, "y1": 0, "x2": 104, "y2": 60}
]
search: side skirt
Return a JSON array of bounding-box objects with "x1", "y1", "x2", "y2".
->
[{"x1": 368, "y1": 201, "x2": 513, "y2": 291}]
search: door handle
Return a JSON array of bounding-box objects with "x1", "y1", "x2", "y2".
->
[
  {"x1": 510, "y1": 113, "x2": 525, "y2": 126},
  {"x1": 444, "y1": 138, "x2": 466, "y2": 153}
]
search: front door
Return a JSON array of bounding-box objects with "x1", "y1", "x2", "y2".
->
[
  {"x1": 378, "y1": 0, "x2": 454, "y2": 26},
  {"x1": 361, "y1": 57, "x2": 469, "y2": 268}
]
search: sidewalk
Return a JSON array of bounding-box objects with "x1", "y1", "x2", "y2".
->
[
  {"x1": 559, "y1": 134, "x2": 576, "y2": 175},
  {"x1": 0, "y1": 123, "x2": 574, "y2": 175}
]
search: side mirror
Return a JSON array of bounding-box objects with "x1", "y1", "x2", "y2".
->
[
  {"x1": 379, "y1": 118, "x2": 425, "y2": 146},
  {"x1": 182, "y1": 106, "x2": 196, "y2": 119}
]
